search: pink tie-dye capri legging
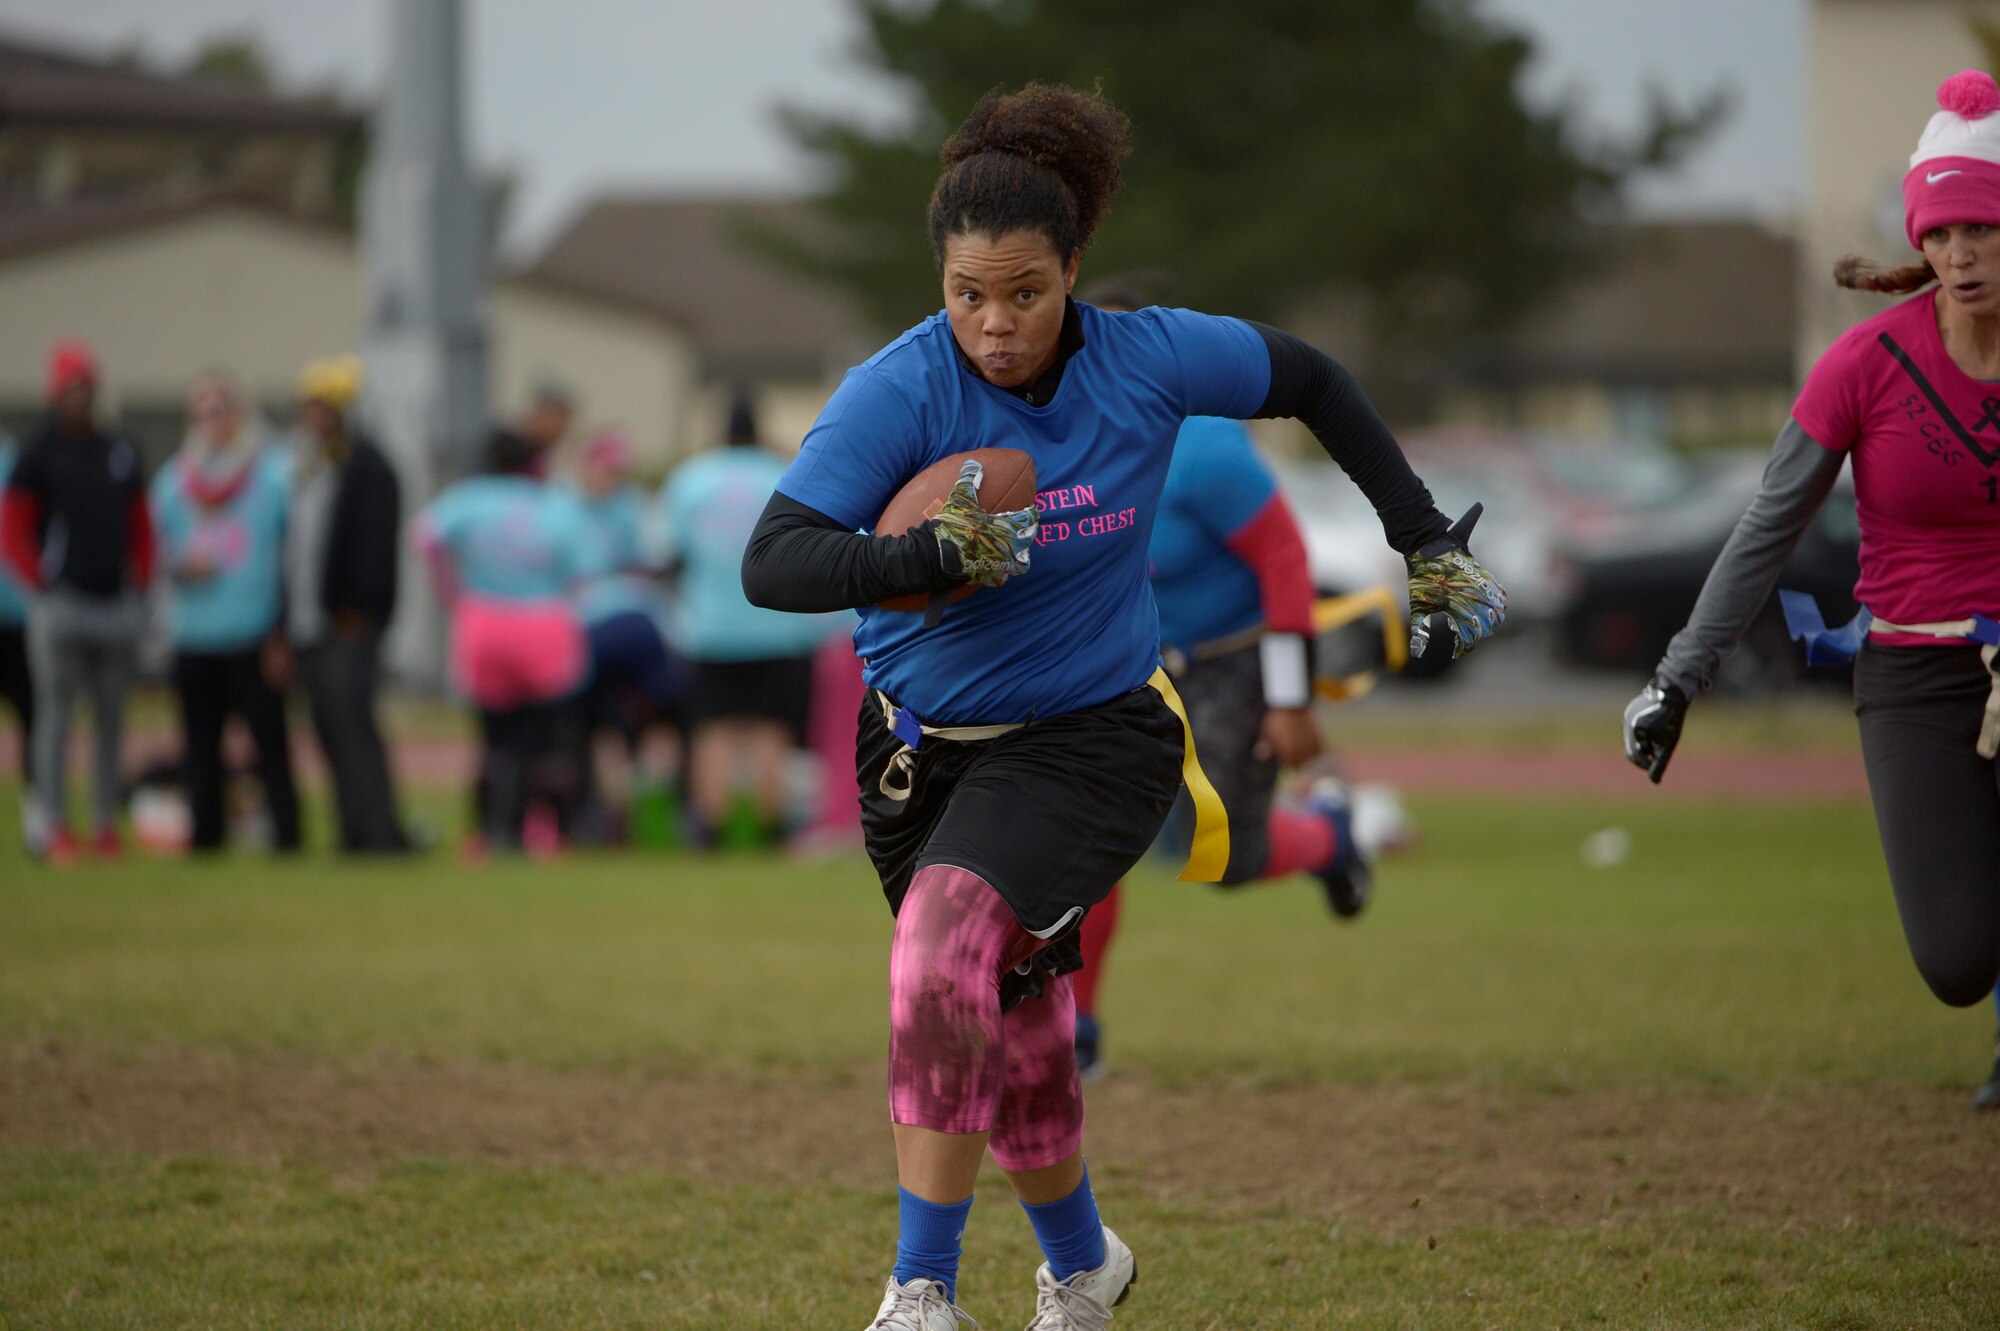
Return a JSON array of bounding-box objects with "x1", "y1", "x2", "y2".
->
[{"x1": 887, "y1": 864, "x2": 1084, "y2": 1173}]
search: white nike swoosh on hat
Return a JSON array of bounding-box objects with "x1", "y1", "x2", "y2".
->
[{"x1": 1928, "y1": 169, "x2": 1965, "y2": 183}]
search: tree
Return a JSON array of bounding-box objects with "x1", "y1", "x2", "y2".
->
[
  {"x1": 182, "y1": 34, "x2": 274, "y2": 92},
  {"x1": 773, "y1": 0, "x2": 1723, "y2": 396}
]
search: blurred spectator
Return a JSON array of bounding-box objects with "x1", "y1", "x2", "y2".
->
[
  {"x1": 516, "y1": 377, "x2": 577, "y2": 476},
  {"x1": 565, "y1": 429, "x2": 688, "y2": 840},
  {"x1": 790, "y1": 631, "x2": 867, "y2": 858},
  {"x1": 415, "y1": 428, "x2": 601, "y2": 856},
  {"x1": 1980, "y1": 987, "x2": 2000, "y2": 1112},
  {"x1": 658, "y1": 391, "x2": 842, "y2": 844},
  {"x1": 0, "y1": 340, "x2": 153, "y2": 864},
  {"x1": 288, "y1": 356, "x2": 413, "y2": 854},
  {"x1": 0, "y1": 430, "x2": 33, "y2": 830},
  {"x1": 152, "y1": 374, "x2": 301, "y2": 854}
]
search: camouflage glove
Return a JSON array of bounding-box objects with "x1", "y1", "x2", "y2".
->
[
  {"x1": 930, "y1": 458, "x2": 1036, "y2": 588},
  {"x1": 1406, "y1": 503, "x2": 1507, "y2": 660}
]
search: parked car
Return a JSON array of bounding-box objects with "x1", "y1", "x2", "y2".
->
[
  {"x1": 1553, "y1": 456, "x2": 1861, "y2": 692},
  {"x1": 1267, "y1": 454, "x2": 1411, "y2": 604}
]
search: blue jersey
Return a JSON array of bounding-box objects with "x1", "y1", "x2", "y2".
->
[
  {"x1": 1148, "y1": 417, "x2": 1280, "y2": 655},
  {"x1": 663, "y1": 447, "x2": 844, "y2": 661},
  {"x1": 778, "y1": 304, "x2": 1270, "y2": 723},
  {"x1": 0, "y1": 440, "x2": 27, "y2": 625},
  {"x1": 421, "y1": 475, "x2": 604, "y2": 602},
  {"x1": 150, "y1": 448, "x2": 293, "y2": 651}
]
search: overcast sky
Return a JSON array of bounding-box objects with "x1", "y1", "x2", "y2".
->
[{"x1": 0, "y1": 0, "x2": 1806, "y2": 256}]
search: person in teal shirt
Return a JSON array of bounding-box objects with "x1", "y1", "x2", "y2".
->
[
  {"x1": 415, "y1": 429, "x2": 607, "y2": 854},
  {"x1": 563, "y1": 430, "x2": 687, "y2": 841},
  {"x1": 658, "y1": 395, "x2": 845, "y2": 842},
  {"x1": 149, "y1": 375, "x2": 299, "y2": 852}
]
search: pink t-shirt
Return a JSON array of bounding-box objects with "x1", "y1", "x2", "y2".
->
[{"x1": 1792, "y1": 291, "x2": 2000, "y2": 646}]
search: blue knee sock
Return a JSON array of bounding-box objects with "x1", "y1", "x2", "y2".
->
[
  {"x1": 894, "y1": 1187, "x2": 973, "y2": 1302},
  {"x1": 1020, "y1": 1165, "x2": 1106, "y2": 1281}
]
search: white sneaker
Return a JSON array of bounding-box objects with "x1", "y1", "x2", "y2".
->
[
  {"x1": 1025, "y1": 1226, "x2": 1136, "y2": 1329},
  {"x1": 865, "y1": 1275, "x2": 979, "y2": 1330},
  {"x1": 1350, "y1": 781, "x2": 1417, "y2": 857},
  {"x1": 20, "y1": 798, "x2": 45, "y2": 857}
]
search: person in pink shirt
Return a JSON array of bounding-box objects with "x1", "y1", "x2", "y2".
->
[{"x1": 1624, "y1": 70, "x2": 2000, "y2": 1106}]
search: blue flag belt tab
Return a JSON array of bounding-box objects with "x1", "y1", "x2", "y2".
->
[
  {"x1": 890, "y1": 703, "x2": 925, "y2": 750},
  {"x1": 1783, "y1": 588, "x2": 2000, "y2": 657},
  {"x1": 1939, "y1": 614, "x2": 2000, "y2": 647},
  {"x1": 1781, "y1": 597, "x2": 2000, "y2": 760},
  {"x1": 1778, "y1": 590, "x2": 1871, "y2": 666},
  {"x1": 871, "y1": 690, "x2": 1028, "y2": 802}
]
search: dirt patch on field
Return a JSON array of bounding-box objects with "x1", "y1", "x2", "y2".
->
[
  {"x1": 7, "y1": 1039, "x2": 1992, "y2": 1231},
  {"x1": 4, "y1": 1044, "x2": 1993, "y2": 1232}
]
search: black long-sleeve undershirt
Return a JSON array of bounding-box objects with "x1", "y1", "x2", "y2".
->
[
  {"x1": 1246, "y1": 322, "x2": 1447, "y2": 555},
  {"x1": 740, "y1": 322, "x2": 1448, "y2": 613},
  {"x1": 740, "y1": 495, "x2": 960, "y2": 614}
]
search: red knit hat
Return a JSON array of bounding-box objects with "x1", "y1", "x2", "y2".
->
[{"x1": 46, "y1": 338, "x2": 97, "y2": 399}]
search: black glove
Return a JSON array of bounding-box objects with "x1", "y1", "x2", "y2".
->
[{"x1": 1622, "y1": 677, "x2": 1689, "y2": 784}]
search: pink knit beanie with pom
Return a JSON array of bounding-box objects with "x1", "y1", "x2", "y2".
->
[{"x1": 1904, "y1": 69, "x2": 2000, "y2": 248}]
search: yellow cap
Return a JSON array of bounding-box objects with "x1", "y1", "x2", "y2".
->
[{"x1": 297, "y1": 355, "x2": 363, "y2": 409}]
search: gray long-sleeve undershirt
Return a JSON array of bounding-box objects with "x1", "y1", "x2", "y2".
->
[{"x1": 1655, "y1": 419, "x2": 1848, "y2": 697}]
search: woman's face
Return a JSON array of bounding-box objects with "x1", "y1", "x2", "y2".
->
[
  {"x1": 299, "y1": 399, "x2": 341, "y2": 442},
  {"x1": 1922, "y1": 222, "x2": 2000, "y2": 314},
  {"x1": 188, "y1": 378, "x2": 242, "y2": 445},
  {"x1": 941, "y1": 228, "x2": 1078, "y2": 389},
  {"x1": 579, "y1": 455, "x2": 622, "y2": 499}
]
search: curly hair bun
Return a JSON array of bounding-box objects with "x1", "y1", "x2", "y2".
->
[
  {"x1": 942, "y1": 83, "x2": 1131, "y2": 248},
  {"x1": 927, "y1": 83, "x2": 1132, "y2": 265}
]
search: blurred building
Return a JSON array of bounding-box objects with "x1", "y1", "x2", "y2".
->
[
  {"x1": 0, "y1": 33, "x2": 696, "y2": 470},
  {"x1": 1801, "y1": 0, "x2": 2000, "y2": 368},
  {"x1": 529, "y1": 193, "x2": 878, "y2": 454},
  {"x1": 0, "y1": 194, "x2": 695, "y2": 468},
  {"x1": 1430, "y1": 219, "x2": 1798, "y2": 448},
  {"x1": 0, "y1": 34, "x2": 358, "y2": 218}
]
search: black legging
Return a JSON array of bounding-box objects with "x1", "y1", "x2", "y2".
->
[
  {"x1": 1855, "y1": 642, "x2": 2000, "y2": 1006},
  {"x1": 476, "y1": 702, "x2": 583, "y2": 847},
  {"x1": 171, "y1": 647, "x2": 301, "y2": 852},
  {"x1": 0, "y1": 624, "x2": 32, "y2": 783}
]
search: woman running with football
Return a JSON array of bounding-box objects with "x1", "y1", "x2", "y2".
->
[
  {"x1": 743, "y1": 83, "x2": 1505, "y2": 1330},
  {"x1": 1624, "y1": 71, "x2": 2000, "y2": 1104}
]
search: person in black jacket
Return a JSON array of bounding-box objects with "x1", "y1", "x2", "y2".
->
[
  {"x1": 0, "y1": 341, "x2": 155, "y2": 864},
  {"x1": 286, "y1": 357, "x2": 412, "y2": 852}
]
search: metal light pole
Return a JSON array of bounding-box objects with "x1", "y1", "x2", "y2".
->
[{"x1": 361, "y1": 0, "x2": 488, "y2": 685}]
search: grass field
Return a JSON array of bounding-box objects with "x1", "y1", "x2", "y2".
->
[{"x1": 3, "y1": 735, "x2": 1998, "y2": 1328}]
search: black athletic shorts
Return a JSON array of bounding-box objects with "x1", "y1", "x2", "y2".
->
[
  {"x1": 857, "y1": 682, "x2": 1186, "y2": 1005},
  {"x1": 689, "y1": 654, "x2": 813, "y2": 739}
]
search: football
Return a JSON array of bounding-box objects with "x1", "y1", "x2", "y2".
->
[{"x1": 875, "y1": 447, "x2": 1037, "y2": 611}]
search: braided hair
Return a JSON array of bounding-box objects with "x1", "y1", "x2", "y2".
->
[
  {"x1": 1834, "y1": 255, "x2": 1938, "y2": 294},
  {"x1": 928, "y1": 83, "x2": 1132, "y2": 266}
]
